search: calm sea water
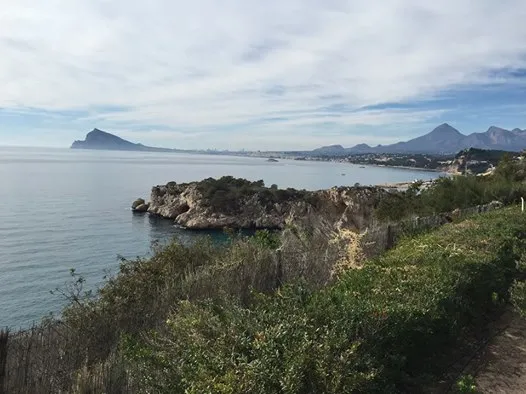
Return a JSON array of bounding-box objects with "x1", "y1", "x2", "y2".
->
[{"x1": 0, "y1": 147, "x2": 441, "y2": 328}]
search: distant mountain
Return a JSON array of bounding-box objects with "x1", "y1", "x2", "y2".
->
[
  {"x1": 312, "y1": 123, "x2": 526, "y2": 155},
  {"x1": 347, "y1": 143, "x2": 373, "y2": 154},
  {"x1": 381, "y1": 123, "x2": 465, "y2": 154},
  {"x1": 311, "y1": 144, "x2": 346, "y2": 155},
  {"x1": 71, "y1": 129, "x2": 174, "y2": 152}
]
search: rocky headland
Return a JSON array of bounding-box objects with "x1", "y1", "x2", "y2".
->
[
  {"x1": 72, "y1": 128, "x2": 175, "y2": 152},
  {"x1": 132, "y1": 176, "x2": 390, "y2": 232}
]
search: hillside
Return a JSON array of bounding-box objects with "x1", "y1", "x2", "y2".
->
[
  {"x1": 71, "y1": 128, "x2": 175, "y2": 152},
  {"x1": 443, "y1": 148, "x2": 519, "y2": 175}
]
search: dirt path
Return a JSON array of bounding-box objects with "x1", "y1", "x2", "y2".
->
[{"x1": 460, "y1": 310, "x2": 526, "y2": 393}]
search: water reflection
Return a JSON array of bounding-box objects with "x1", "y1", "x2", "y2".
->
[{"x1": 132, "y1": 211, "x2": 258, "y2": 249}]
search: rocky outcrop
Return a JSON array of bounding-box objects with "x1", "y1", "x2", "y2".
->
[
  {"x1": 132, "y1": 198, "x2": 145, "y2": 209},
  {"x1": 135, "y1": 203, "x2": 150, "y2": 212},
  {"x1": 139, "y1": 177, "x2": 390, "y2": 231},
  {"x1": 131, "y1": 198, "x2": 149, "y2": 212}
]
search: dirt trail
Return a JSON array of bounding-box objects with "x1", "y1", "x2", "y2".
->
[{"x1": 461, "y1": 310, "x2": 526, "y2": 393}]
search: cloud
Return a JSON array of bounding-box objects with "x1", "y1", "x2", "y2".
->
[{"x1": 1, "y1": 0, "x2": 526, "y2": 149}]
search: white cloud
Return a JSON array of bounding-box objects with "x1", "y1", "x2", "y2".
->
[{"x1": 1, "y1": 0, "x2": 526, "y2": 149}]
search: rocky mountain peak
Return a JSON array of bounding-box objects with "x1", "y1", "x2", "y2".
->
[
  {"x1": 429, "y1": 123, "x2": 462, "y2": 136},
  {"x1": 486, "y1": 126, "x2": 509, "y2": 134}
]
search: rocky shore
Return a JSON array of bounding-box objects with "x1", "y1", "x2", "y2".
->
[{"x1": 132, "y1": 177, "x2": 390, "y2": 231}]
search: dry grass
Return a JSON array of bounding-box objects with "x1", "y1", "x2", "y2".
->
[{"x1": 330, "y1": 229, "x2": 365, "y2": 278}]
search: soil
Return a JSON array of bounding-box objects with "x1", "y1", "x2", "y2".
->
[{"x1": 459, "y1": 309, "x2": 526, "y2": 393}]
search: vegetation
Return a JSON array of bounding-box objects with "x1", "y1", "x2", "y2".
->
[
  {"x1": 327, "y1": 148, "x2": 519, "y2": 174},
  {"x1": 117, "y1": 207, "x2": 526, "y2": 393},
  {"x1": 375, "y1": 153, "x2": 526, "y2": 221},
  {"x1": 347, "y1": 152, "x2": 447, "y2": 169},
  {"x1": 455, "y1": 147, "x2": 517, "y2": 163},
  {"x1": 196, "y1": 176, "x2": 313, "y2": 213},
  {"x1": 455, "y1": 148, "x2": 522, "y2": 175},
  {"x1": 455, "y1": 375, "x2": 479, "y2": 393},
  {"x1": 510, "y1": 257, "x2": 526, "y2": 316}
]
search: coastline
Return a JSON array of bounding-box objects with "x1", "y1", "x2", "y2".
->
[
  {"x1": 351, "y1": 162, "x2": 445, "y2": 174},
  {"x1": 246, "y1": 151, "x2": 450, "y2": 174},
  {"x1": 68, "y1": 143, "x2": 453, "y2": 175}
]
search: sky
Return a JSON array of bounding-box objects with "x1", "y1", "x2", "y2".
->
[{"x1": 1, "y1": 0, "x2": 526, "y2": 151}]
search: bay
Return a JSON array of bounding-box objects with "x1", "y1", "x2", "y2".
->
[{"x1": 0, "y1": 147, "x2": 441, "y2": 328}]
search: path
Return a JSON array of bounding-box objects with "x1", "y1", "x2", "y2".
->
[{"x1": 461, "y1": 310, "x2": 526, "y2": 393}]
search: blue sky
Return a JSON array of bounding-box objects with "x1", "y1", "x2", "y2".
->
[{"x1": 1, "y1": 0, "x2": 526, "y2": 150}]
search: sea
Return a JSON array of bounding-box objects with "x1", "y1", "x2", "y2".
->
[{"x1": 0, "y1": 147, "x2": 442, "y2": 328}]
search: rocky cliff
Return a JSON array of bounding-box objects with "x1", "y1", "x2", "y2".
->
[
  {"x1": 439, "y1": 148, "x2": 518, "y2": 175},
  {"x1": 135, "y1": 177, "x2": 389, "y2": 232}
]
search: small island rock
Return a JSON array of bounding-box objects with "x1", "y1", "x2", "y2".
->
[
  {"x1": 132, "y1": 198, "x2": 147, "y2": 211},
  {"x1": 134, "y1": 203, "x2": 150, "y2": 212}
]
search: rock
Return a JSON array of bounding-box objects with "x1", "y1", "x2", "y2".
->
[
  {"x1": 145, "y1": 177, "x2": 390, "y2": 231},
  {"x1": 134, "y1": 203, "x2": 149, "y2": 212},
  {"x1": 451, "y1": 208, "x2": 462, "y2": 218},
  {"x1": 132, "y1": 198, "x2": 146, "y2": 210},
  {"x1": 488, "y1": 200, "x2": 503, "y2": 209}
]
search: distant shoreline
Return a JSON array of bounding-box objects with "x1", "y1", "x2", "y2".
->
[{"x1": 350, "y1": 162, "x2": 444, "y2": 174}]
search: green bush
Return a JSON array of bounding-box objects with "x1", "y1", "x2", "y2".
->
[
  {"x1": 455, "y1": 374, "x2": 479, "y2": 393},
  {"x1": 252, "y1": 230, "x2": 281, "y2": 249},
  {"x1": 195, "y1": 176, "x2": 312, "y2": 214},
  {"x1": 123, "y1": 207, "x2": 525, "y2": 393},
  {"x1": 510, "y1": 280, "x2": 526, "y2": 316}
]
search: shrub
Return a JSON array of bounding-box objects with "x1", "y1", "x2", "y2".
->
[
  {"x1": 194, "y1": 176, "x2": 313, "y2": 215},
  {"x1": 123, "y1": 207, "x2": 524, "y2": 393},
  {"x1": 455, "y1": 374, "x2": 479, "y2": 393},
  {"x1": 510, "y1": 280, "x2": 526, "y2": 316},
  {"x1": 252, "y1": 230, "x2": 281, "y2": 249}
]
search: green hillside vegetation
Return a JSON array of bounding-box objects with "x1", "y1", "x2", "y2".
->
[
  {"x1": 121, "y1": 207, "x2": 526, "y2": 393},
  {"x1": 196, "y1": 176, "x2": 313, "y2": 213},
  {"x1": 376, "y1": 153, "x2": 526, "y2": 221}
]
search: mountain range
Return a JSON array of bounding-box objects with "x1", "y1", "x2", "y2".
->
[
  {"x1": 73, "y1": 124, "x2": 526, "y2": 156},
  {"x1": 71, "y1": 129, "x2": 175, "y2": 152},
  {"x1": 312, "y1": 124, "x2": 526, "y2": 155}
]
